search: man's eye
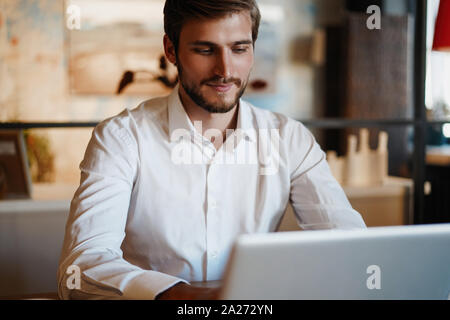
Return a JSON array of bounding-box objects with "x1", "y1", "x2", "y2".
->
[
  {"x1": 194, "y1": 48, "x2": 213, "y2": 55},
  {"x1": 232, "y1": 47, "x2": 249, "y2": 54}
]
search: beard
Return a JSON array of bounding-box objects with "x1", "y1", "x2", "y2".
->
[{"x1": 176, "y1": 61, "x2": 249, "y2": 114}]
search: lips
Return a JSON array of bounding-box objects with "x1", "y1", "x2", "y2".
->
[{"x1": 206, "y1": 83, "x2": 233, "y2": 93}]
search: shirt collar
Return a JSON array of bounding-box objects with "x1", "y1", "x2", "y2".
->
[
  {"x1": 168, "y1": 84, "x2": 196, "y2": 141},
  {"x1": 167, "y1": 84, "x2": 255, "y2": 143}
]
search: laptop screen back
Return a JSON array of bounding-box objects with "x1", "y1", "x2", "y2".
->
[{"x1": 220, "y1": 224, "x2": 450, "y2": 300}]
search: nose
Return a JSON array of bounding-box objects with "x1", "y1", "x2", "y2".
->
[{"x1": 213, "y1": 49, "x2": 232, "y2": 79}]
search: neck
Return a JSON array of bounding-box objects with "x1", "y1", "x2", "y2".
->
[{"x1": 178, "y1": 86, "x2": 239, "y2": 148}]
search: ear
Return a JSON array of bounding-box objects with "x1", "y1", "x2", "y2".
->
[{"x1": 163, "y1": 35, "x2": 177, "y2": 65}]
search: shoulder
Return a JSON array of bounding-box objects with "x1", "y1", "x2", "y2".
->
[
  {"x1": 92, "y1": 95, "x2": 169, "y2": 147},
  {"x1": 96, "y1": 95, "x2": 169, "y2": 132},
  {"x1": 100, "y1": 95, "x2": 168, "y2": 128}
]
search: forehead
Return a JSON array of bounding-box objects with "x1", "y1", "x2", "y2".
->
[{"x1": 179, "y1": 11, "x2": 253, "y2": 45}]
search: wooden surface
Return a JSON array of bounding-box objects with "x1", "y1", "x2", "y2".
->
[
  {"x1": 191, "y1": 280, "x2": 222, "y2": 288},
  {"x1": 427, "y1": 145, "x2": 450, "y2": 166},
  {"x1": 1, "y1": 292, "x2": 59, "y2": 300}
]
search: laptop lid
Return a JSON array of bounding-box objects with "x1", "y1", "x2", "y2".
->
[{"x1": 219, "y1": 224, "x2": 450, "y2": 300}]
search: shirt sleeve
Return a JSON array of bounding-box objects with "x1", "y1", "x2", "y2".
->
[
  {"x1": 57, "y1": 116, "x2": 188, "y2": 300},
  {"x1": 288, "y1": 122, "x2": 367, "y2": 230}
]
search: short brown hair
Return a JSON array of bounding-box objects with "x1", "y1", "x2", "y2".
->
[{"x1": 163, "y1": 0, "x2": 261, "y2": 53}]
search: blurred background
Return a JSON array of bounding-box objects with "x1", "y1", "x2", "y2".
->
[{"x1": 0, "y1": 0, "x2": 449, "y2": 297}]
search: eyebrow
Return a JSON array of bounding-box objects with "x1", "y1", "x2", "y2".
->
[{"x1": 188, "y1": 40, "x2": 253, "y2": 47}]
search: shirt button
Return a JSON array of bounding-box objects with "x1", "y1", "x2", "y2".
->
[
  {"x1": 210, "y1": 200, "x2": 217, "y2": 209},
  {"x1": 211, "y1": 251, "x2": 218, "y2": 258}
]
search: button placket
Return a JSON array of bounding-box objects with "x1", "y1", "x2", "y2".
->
[
  {"x1": 210, "y1": 198, "x2": 217, "y2": 210},
  {"x1": 205, "y1": 163, "x2": 220, "y2": 278}
]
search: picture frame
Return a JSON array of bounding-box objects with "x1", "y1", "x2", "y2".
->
[{"x1": 0, "y1": 130, "x2": 32, "y2": 200}]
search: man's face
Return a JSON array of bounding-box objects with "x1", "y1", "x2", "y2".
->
[{"x1": 167, "y1": 11, "x2": 254, "y2": 113}]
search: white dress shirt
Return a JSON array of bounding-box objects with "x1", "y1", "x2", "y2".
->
[{"x1": 57, "y1": 86, "x2": 366, "y2": 300}]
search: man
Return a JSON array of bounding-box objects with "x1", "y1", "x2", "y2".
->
[{"x1": 58, "y1": 0, "x2": 366, "y2": 300}]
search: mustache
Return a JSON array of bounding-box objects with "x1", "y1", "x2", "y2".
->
[{"x1": 201, "y1": 76, "x2": 242, "y2": 87}]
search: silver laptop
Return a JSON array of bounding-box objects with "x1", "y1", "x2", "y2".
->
[{"x1": 219, "y1": 223, "x2": 450, "y2": 300}]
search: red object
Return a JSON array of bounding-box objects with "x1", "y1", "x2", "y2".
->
[{"x1": 433, "y1": 0, "x2": 450, "y2": 51}]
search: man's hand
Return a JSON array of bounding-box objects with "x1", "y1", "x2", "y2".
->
[{"x1": 156, "y1": 282, "x2": 220, "y2": 300}]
